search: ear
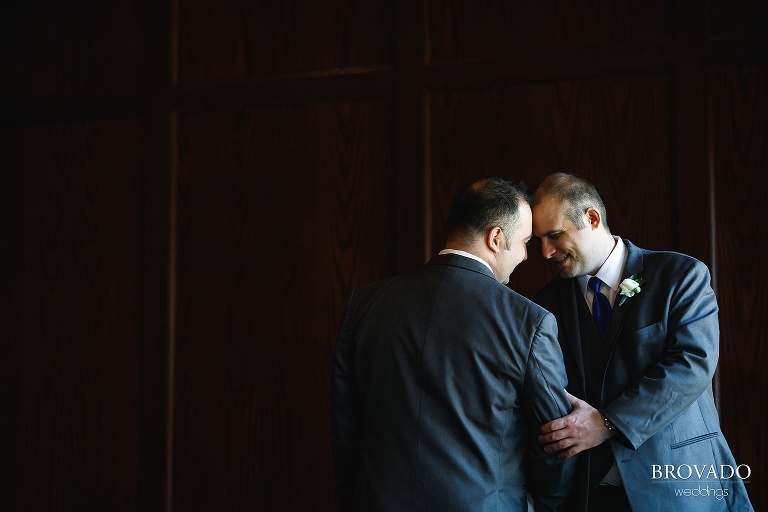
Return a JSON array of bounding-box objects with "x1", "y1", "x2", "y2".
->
[
  {"x1": 486, "y1": 227, "x2": 504, "y2": 253},
  {"x1": 585, "y1": 207, "x2": 602, "y2": 230}
]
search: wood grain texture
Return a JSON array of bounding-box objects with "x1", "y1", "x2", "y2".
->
[
  {"x1": 177, "y1": 0, "x2": 395, "y2": 85},
  {"x1": 710, "y1": 63, "x2": 768, "y2": 510},
  {"x1": 394, "y1": 0, "x2": 428, "y2": 271},
  {"x1": 429, "y1": 73, "x2": 673, "y2": 298},
  {"x1": 5, "y1": 119, "x2": 145, "y2": 511},
  {"x1": 427, "y1": 0, "x2": 673, "y2": 63},
  {"x1": 173, "y1": 98, "x2": 395, "y2": 511},
  {"x1": 2, "y1": 1, "x2": 766, "y2": 511},
  {"x1": 671, "y1": 0, "x2": 711, "y2": 265}
]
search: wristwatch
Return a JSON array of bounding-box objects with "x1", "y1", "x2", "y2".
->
[{"x1": 603, "y1": 414, "x2": 617, "y2": 431}]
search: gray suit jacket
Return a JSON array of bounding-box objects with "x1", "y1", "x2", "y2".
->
[
  {"x1": 533, "y1": 239, "x2": 754, "y2": 512},
  {"x1": 331, "y1": 253, "x2": 576, "y2": 511}
]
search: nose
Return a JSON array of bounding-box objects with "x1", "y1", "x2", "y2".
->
[{"x1": 541, "y1": 239, "x2": 556, "y2": 259}]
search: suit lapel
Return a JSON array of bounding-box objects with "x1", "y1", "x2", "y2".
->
[{"x1": 606, "y1": 240, "x2": 645, "y2": 354}]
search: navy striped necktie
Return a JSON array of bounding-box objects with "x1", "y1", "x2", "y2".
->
[{"x1": 588, "y1": 276, "x2": 612, "y2": 339}]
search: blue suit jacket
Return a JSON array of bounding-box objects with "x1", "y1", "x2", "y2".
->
[
  {"x1": 533, "y1": 239, "x2": 754, "y2": 511},
  {"x1": 331, "y1": 253, "x2": 576, "y2": 511}
]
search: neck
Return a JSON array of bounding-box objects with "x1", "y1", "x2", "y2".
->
[{"x1": 593, "y1": 234, "x2": 618, "y2": 274}]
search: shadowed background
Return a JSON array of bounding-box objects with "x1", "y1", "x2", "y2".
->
[{"x1": 1, "y1": 0, "x2": 766, "y2": 510}]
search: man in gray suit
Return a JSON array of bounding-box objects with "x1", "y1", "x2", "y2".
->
[
  {"x1": 531, "y1": 173, "x2": 753, "y2": 512},
  {"x1": 331, "y1": 177, "x2": 576, "y2": 511}
]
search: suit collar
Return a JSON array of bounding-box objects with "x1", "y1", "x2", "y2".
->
[
  {"x1": 605, "y1": 239, "x2": 645, "y2": 361},
  {"x1": 438, "y1": 248, "x2": 495, "y2": 275},
  {"x1": 428, "y1": 252, "x2": 498, "y2": 281},
  {"x1": 621, "y1": 239, "x2": 644, "y2": 280}
]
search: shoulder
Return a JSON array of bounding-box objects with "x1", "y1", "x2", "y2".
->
[
  {"x1": 536, "y1": 275, "x2": 568, "y2": 295},
  {"x1": 629, "y1": 242, "x2": 711, "y2": 277},
  {"x1": 624, "y1": 241, "x2": 714, "y2": 301},
  {"x1": 532, "y1": 276, "x2": 570, "y2": 311},
  {"x1": 449, "y1": 270, "x2": 555, "y2": 327},
  {"x1": 351, "y1": 274, "x2": 398, "y2": 299},
  {"x1": 505, "y1": 284, "x2": 554, "y2": 317},
  {"x1": 343, "y1": 272, "x2": 407, "y2": 319}
]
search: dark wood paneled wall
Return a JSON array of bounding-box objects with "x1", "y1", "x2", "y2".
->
[
  {"x1": 2, "y1": 1, "x2": 766, "y2": 510},
  {"x1": 710, "y1": 60, "x2": 768, "y2": 504}
]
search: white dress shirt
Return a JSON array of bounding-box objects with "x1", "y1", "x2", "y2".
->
[{"x1": 576, "y1": 236, "x2": 628, "y2": 486}]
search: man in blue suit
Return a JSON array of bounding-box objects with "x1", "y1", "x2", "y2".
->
[
  {"x1": 531, "y1": 173, "x2": 754, "y2": 512},
  {"x1": 331, "y1": 178, "x2": 576, "y2": 511}
]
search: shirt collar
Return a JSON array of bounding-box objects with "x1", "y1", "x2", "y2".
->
[
  {"x1": 577, "y1": 236, "x2": 627, "y2": 294},
  {"x1": 439, "y1": 249, "x2": 495, "y2": 276}
]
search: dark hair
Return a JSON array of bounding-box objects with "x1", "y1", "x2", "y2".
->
[
  {"x1": 534, "y1": 173, "x2": 609, "y2": 232},
  {"x1": 447, "y1": 177, "x2": 532, "y2": 247}
]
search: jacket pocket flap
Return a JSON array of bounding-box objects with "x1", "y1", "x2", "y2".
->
[{"x1": 670, "y1": 432, "x2": 720, "y2": 450}]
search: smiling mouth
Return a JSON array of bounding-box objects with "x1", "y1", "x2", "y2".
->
[{"x1": 553, "y1": 254, "x2": 570, "y2": 266}]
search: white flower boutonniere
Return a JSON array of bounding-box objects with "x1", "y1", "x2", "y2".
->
[{"x1": 618, "y1": 274, "x2": 646, "y2": 307}]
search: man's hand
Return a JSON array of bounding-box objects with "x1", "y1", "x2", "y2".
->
[{"x1": 538, "y1": 391, "x2": 616, "y2": 459}]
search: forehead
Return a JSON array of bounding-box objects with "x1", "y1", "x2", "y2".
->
[
  {"x1": 517, "y1": 201, "x2": 532, "y2": 227},
  {"x1": 532, "y1": 196, "x2": 571, "y2": 236}
]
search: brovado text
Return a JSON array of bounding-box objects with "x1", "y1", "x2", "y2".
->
[{"x1": 652, "y1": 464, "x2": 751, "y2": 480}]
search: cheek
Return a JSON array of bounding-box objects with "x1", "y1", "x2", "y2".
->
[{"x1": 559, "y1": 240, "x2": 574, "y2": 255}]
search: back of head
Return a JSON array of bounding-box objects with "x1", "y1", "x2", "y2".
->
[
  {"x1": 534, "y1": 172, "x2": 610, "y2": 232},
  {"x1": 447, "y1": 177, "x2": 532, "y2": 244}
]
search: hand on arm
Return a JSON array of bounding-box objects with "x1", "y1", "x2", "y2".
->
[{"x1": 538, "y1": 392, "x2": 616, "y2": 459}]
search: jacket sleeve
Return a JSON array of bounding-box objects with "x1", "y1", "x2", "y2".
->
[
  {"x1": 330, "y1": 295, "x2": 360, "y2": 512},
  {"x1": 603, "y1": 260, "x2": 720, "y2": 449},
  {"x1": 523, "y1": 312, "x2": 577, "y2": 512}
]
